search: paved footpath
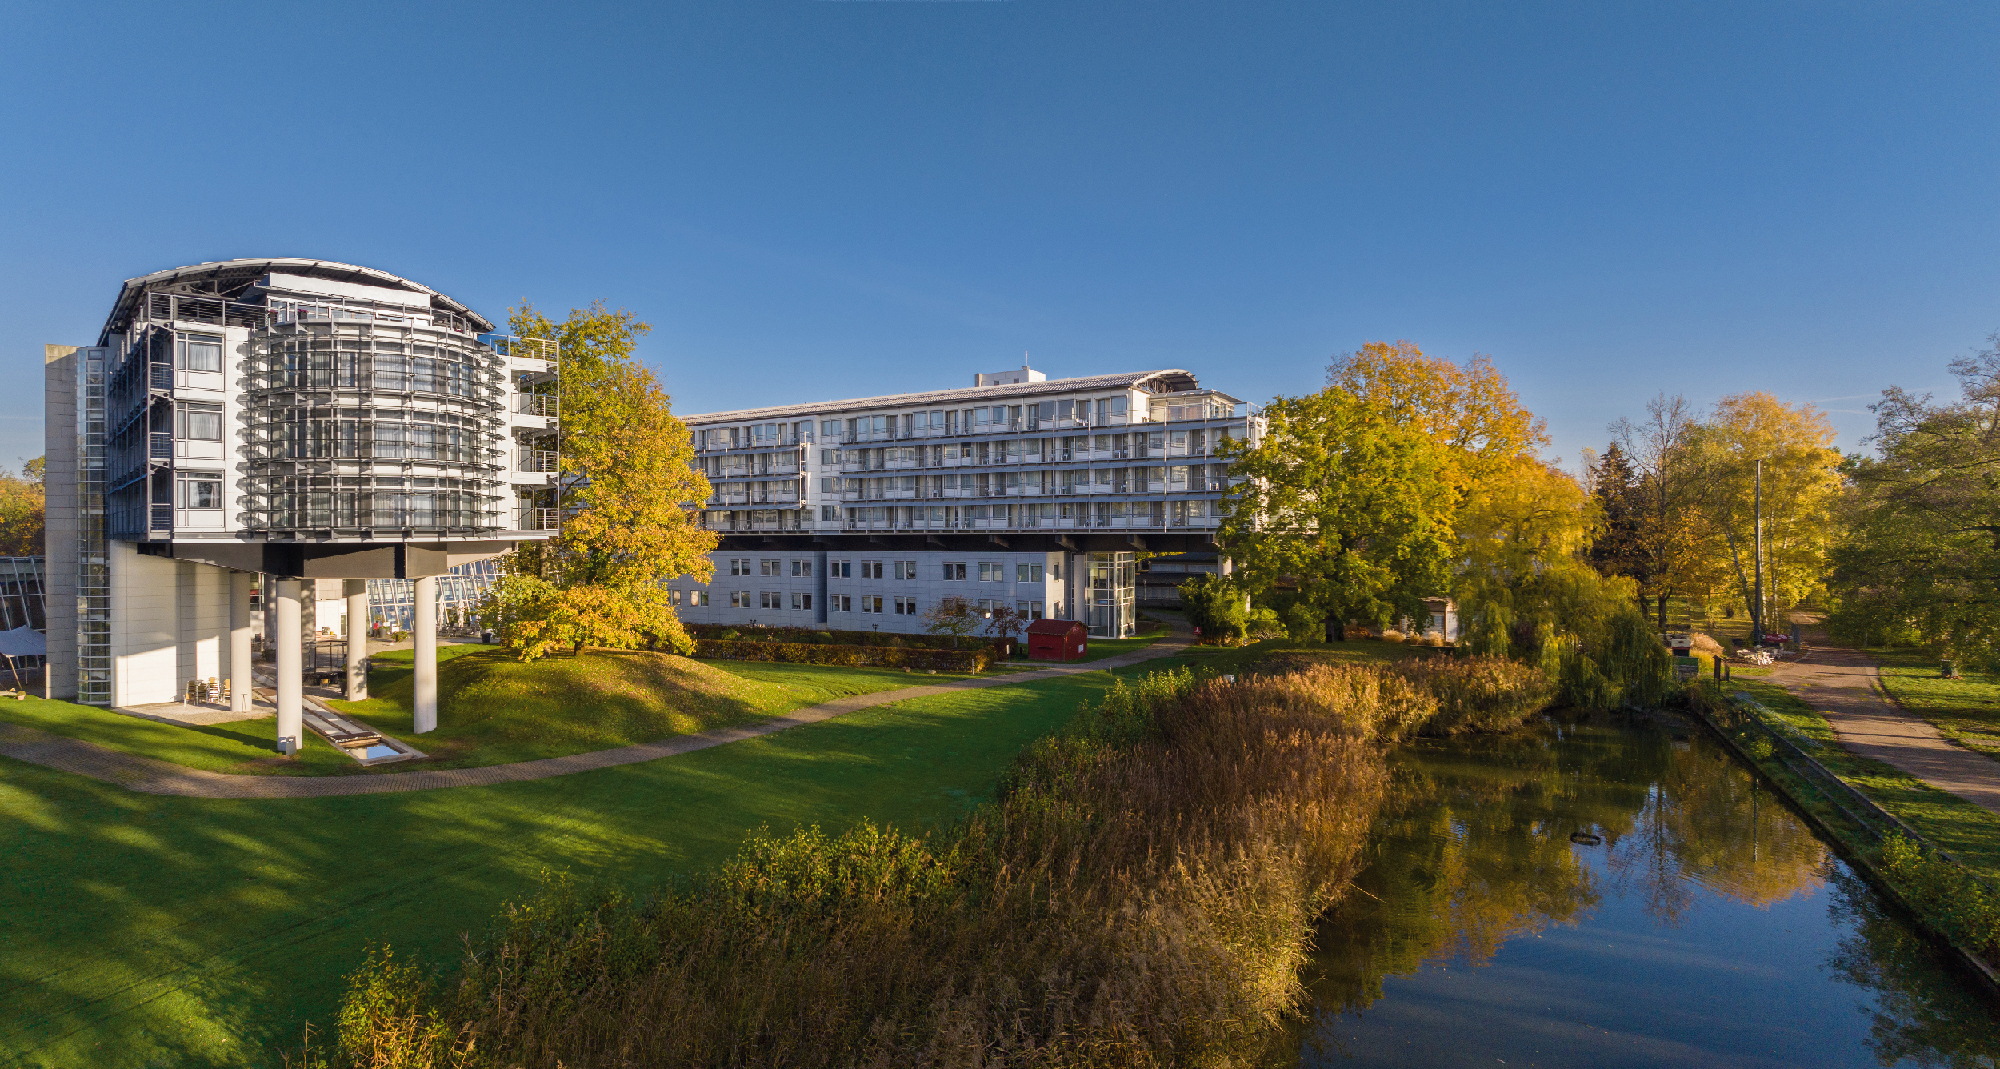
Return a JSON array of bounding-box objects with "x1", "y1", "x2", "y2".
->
[
  {"x1": 0, "y1": 636, "x2": 1191, "y2": 800},
  {"x1": 1767, "y1": 645, "x2": 2000, "y2": 817}
]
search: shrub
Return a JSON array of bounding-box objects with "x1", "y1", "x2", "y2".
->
[
  {"x1": 318, "y1": 656, "x2": 1557, "y2": 1068},
  {"x1": 1690, "y1": 632, "x2": 1726, "y2": 659},
  {"x1": 1381, "y1": 629, "x2": 1406, "y2": 643},
  {"x1": 1420, "y1": 631, "x2": 1445, "y2": 647},
  {"x1": 1245, "y1": 606, "x2": 1286, "y2": 641},
  {"x1": 1181, "y1": 573, "x2": 1247, "y2": 642},
  {"x1": 696, "y1": 638, "x2": 990, "y2": 673},
  {"x1": 1396, "y1": 657, "x2": 1558, "y2": 736},
  {"x1": 1879, "y1": 835, "x2": 2000, "y2": 960}
]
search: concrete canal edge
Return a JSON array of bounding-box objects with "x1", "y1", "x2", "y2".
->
[{"x1": 1680, "y1": 691, "x2": 2000, "y2": 1000}]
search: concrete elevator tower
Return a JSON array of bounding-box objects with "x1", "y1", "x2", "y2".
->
[{"x1": 44, "y1": 259, "x2": 557, "y2": 751}]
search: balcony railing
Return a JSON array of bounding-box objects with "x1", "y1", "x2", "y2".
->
[
  {"x1": 519, "y1": 450, "x2": 559, "y2": 473},
  {"x1": 520, "y1": 507, "x2": 561, "y2": 530},
  {"x1": 518, "y1": 394, "x2": 559, "y2": 417}
]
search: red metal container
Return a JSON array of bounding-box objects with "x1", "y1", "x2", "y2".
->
[{"x1": 1026, "y1": 618, "x2": 1088, "y2": 662}]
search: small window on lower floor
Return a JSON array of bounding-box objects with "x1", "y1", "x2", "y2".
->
[
  {"x1": 176, "y1": 476, "x2": 222, "y2": 509},
  {"x1": 792, "y1": 593, "x2": 813, "y2": 610}
]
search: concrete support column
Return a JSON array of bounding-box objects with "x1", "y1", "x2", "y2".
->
[
  {"x1": 274, "y1": 578, "x2": 302, "y2": 755},
  {"x1": 413, "y1": 574, "x2": 438, "y2": 734},
  {"x1": 262, "y1": 573, "x2": 277, "y2": 659},
  {"x1": 344, "y1": 578, "x2": 369, "y2": 700},
  {"x1": 228, "y1": 571, "x2": 253, "y2": 713}
]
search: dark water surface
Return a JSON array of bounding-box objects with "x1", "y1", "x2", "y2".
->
[{"x1": 1292, "y1": 713, "x2": 2000, "y2": 1068}]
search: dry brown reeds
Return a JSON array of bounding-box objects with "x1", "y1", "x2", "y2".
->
[{"x1": 311, "y1": 661, "x2": 1553, "y2": 1069}]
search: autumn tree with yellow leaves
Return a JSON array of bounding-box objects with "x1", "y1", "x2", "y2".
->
[
  {"x1": 1222, "y1": 340, "x2": 1667, "y2": 706},
  {"x1": 483, "y1": 303, "x2": 716, "y2": 660}
]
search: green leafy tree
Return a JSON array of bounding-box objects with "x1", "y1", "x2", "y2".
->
[
  {"x1": 921, "y1": 596, "x2": 981, "y2": 647},
  {"x1": 1179, "y1": 573, "x2": 1248, "y2": 643},
  {"x1": 1218, "y1": 388, "x2": 1455, "y2": 640},
  {"x1": 0, "y1": 459, "x2": 44, "y2": 556},
  {"x1": 1831, "y1": 343, "x2": 2000, "y2": 663},
  {"x1": 484, "y1": 303, "x2": 716, "y2": 661}
]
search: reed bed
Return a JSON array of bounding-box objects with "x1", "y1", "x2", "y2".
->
[{"x1": 309, "y1": 661, "x2": 1553, "y2": 1069}]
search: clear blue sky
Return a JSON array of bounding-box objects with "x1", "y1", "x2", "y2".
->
[{"x1": 4, "y1": 1, "x2": 1997, "y2": 472}]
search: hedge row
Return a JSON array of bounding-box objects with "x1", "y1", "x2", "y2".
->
[
  {"x1": 695, "y1": 638, "x2": 993, "y2": 673},
  {"x1": 688, "y1": 624, "x2": 982, "y2": 651}
]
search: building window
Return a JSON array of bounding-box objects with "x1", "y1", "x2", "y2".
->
[
  {"x1": 176, "y1": 476, "x2": 222, "y2": 509},
  {"x1": 729, "y1": 558, "x2": 749, "y2": 576},
  {"x1": 859, "y1": 595, "x2": 884, "y2": 614},
  {"x1": 821, "y1": 505, "x2": 840, "y2": 520},
  {"x1": 979, "y1": 562, "x2": 1007, "y2": 582},
  {"x1": 1016, "y1": 600, "x2": 1045, "y2": 619},
  {"x1": 831, "y1": 595, "x2": 852, "y2": 612},
  {"x1": 895, "y1": 597, "x2": 919, "y2": 615},
  {"x1": 177, "y1": 402, "x2": 224, "y2": 441},
  {"x1": 791, "y1": 559, "x2": 813, "y2": 576},
  {"x1": 177, "y1": 332, "x2": 224, "y2": 373},
  {"x1": 1017, "y1": 564, "x2": 1044, "y2": 583},
  {"x1": 943, "y1": 562, "x2": 967, "y2": 581},
  {"x1": 760, "y1": 559, "x2": 780, "y2": 576},
  {"x1": 831, "y1": 559, "x2": 851, "y2": 578},
  {"x1": 821, "y1": 478, "x2": 835, "y2": 494},
  {"x1": 792, "y1": 593, "x2": 813, "y2": 610},
  {"x1": 760, "y1": 591, "x2": 782, "y2": 609},
  {"x1": 730, "y1": 591, "x2": 749, "y2": 607},
  {"x1": 861, "y1": 560, "x2": 884, "y2": 579},
  {"x1": 692, "y1": 590, "x2": 709, "y2": 606}
]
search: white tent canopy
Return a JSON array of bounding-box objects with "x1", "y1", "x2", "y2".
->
[{"x1": 0, "y1": 626, "x2": 47, "y2": 657}]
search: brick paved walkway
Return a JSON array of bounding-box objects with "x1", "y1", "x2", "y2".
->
[
  {"x1": 0, "y1": 636, "x2": 1191, "y2": 800},
  {"x1": 1768, "y1": 646, "x2": 2000, "y2": 817}
]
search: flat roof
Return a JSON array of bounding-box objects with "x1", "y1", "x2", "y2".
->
[{"x1": 684, "y1": 369, "x2": 1240, "y2": 425}]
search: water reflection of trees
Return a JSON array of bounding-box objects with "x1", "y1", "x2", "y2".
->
[
  {"x1": 1303, "y1": 715, "x2": 1829, "y2": 1016},
  {"x1": 1605, "y1": 732, "x2": 1828, "y2": 924},
  {"x1": 1824, "y1": 868, "x2": 2000, "y2": 1068}
]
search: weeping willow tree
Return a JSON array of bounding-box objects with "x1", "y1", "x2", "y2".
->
[{"x1": 1455, "y1": 457, "x2": 1670, "y2": 709}]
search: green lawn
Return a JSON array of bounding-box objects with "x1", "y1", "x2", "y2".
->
[
  {"x1": 325, "y1": 647, "x2": 972, "y2": 771},
  {"x1": 0, "y1": 649, "x2": 966, "y2": 777},
  {"x1": 0, "y1": 665, "x2": 1148, "y2": 1069},
  {"x1": 1725, "y1": 676, "x2": 2000, "y2": 885},
  {"x1": 1865, "y1": 647, "x2": 2000, "y2": 762}
]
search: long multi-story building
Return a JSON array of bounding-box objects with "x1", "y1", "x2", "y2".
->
[
  {"x1": 45, "y1": 258, "x2": 556, "y2": 752},
  {"x1": 667, "y1": 367, "x2": 1260, "y2": 638}
]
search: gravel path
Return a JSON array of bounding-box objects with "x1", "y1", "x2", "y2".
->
[
  {"x1": 1768, "y1": 646, "x2": 2000, "y2": 817},
  {"x1": 0, "y1": 636, "x2": 1190, "y2": 800}
]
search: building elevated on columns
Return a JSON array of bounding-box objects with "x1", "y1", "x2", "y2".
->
[
  {"x1": 45, "y1": 259, "x2": 556, "y2": 750},
  {"x1": 669, "y1": 367, "x2": 1260, "y2": 638}
]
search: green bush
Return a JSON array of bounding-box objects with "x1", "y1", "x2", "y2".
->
[
  {"x1": 1180, "y1": 573, "x2": 1247, "y2": 642},
  {"x1": 1879, "y1": 834, "x2": 2000, "y2": 959},
  {"x1": 696, "y1": 638, "x2": 991, "y2": 673}
]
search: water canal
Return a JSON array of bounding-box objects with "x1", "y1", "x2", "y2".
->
[{"x1": 1289, "y1": 712, "x2": 2000, "y2": 1068}]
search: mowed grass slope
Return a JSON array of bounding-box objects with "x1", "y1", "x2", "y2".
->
[
  {"x1": 0, "y1": 667, "x2": 1131, "y2": 1069},
  {"x1": 0, "y1": 647, "x2": 961, "y2": 777},
  {"x1": 329, "y1": 646, "x2": 967, "y2": 769}
]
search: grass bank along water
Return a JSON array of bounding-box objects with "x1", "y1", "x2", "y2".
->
[
  {"x1": 1683, "y1": 682, "x2": 2000, "y2": 982},
  {"x1": 312, "y1": 658, "x2": 1553, "y2": 1068}
]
